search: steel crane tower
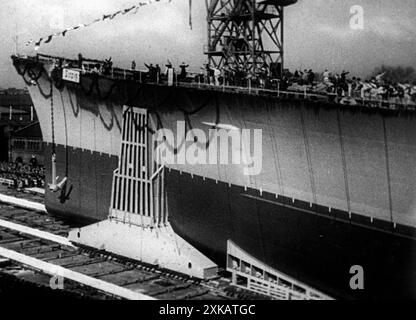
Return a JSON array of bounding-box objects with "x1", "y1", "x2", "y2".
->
[{"x1": 205, "y1": 0, "x2": 297, "y2": 79}]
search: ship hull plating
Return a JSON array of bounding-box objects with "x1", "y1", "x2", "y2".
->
[
  {"x1": 44, "y1": 143, "x2": 416, "y2": 299},
  {"x1": 15, "y1": 59, "x2": 416, "y2": 299}
]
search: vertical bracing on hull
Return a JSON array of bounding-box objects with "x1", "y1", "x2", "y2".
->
[
  {"x1": 110, "y1": 106, "x2": 166, "y2": 227},
  {"x1": 69, "y1": 106, "x2": 218, "y2": 279}
]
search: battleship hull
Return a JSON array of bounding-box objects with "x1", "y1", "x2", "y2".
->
[{"x1": 14, "y1": 57, "x2": 416, "y2": 299}]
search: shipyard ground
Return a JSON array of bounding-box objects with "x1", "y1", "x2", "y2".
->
[{"x1": 0, "y1": 185, "x2": 269, "y2": 300}]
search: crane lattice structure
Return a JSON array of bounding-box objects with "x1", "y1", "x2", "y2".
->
[{"x1": 205, "y1": 0, "x2": 297, "y2": 79}]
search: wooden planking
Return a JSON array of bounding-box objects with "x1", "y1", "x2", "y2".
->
[{"x1": 71, "y1": 261, "x2": 127, "y2": 277}]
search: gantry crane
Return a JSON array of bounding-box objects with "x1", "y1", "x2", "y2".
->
[{"x1": 205, "y1": 0, "x2": 297, "y2": 78}]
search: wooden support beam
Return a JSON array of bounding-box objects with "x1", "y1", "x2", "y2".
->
[
  {"x1": 0, "y1": 246, "x2": 156, "y2": 300},
  {"x1": 0, "y1": 194, "x2": 46, "y2": 213},
  {"x1": 0, "y1": 219, "x2": 74, "y2": 248}
]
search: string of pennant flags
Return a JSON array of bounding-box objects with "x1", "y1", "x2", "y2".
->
[{"x1": 25, "y1": 0, "x2": 193, "y2": 51}]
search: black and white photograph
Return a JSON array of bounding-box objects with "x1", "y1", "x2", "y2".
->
[{"x1": 0, "y1": 0, "x2": 415, "y2": 309}]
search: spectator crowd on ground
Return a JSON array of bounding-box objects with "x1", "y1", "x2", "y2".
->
[{"x1": 0, "y1": 158, "x2": 45, "y2": 190}]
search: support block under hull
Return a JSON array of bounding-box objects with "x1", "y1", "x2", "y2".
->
[{"x1": 68, "y1": 219, "x2": 218, "y2": 280}]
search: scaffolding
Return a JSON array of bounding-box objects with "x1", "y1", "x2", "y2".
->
[{"x1": 205, "y1": 0, "x2": 297, "y2": 78}]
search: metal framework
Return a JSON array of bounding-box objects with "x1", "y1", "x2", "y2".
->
[
  {"x1": 205, "y1": 0, "x2": 297, "y2": 78},
  {"x1": 110, "y1": 106, "x2": 166, "y2": 228}
]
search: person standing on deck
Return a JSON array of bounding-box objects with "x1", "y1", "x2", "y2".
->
[
  {"x1": 341, "y1": 71, "x2": 350, "y2": 96},
  {"x1": 103, "y1": 57, "x2": 112, "y2": 75},
  {"x1": 164, "y1": 60, "x2": 174, "y2": 84},
  {"x1": 375, "y1": 72, "x2": 386, "y2": 85},
  {"x1": 213, "y1": 67, "x2": 221, "y2": 86},
  {"x1": 145, "y1": 63, "x2": 156, "y2": 82},
  {"x1": 302, "y1": 70, "x2": 308, "y2": 85},
  {"x1": 323, "y1": 69, "x2": 330, "y2": 84},
  {"x1": 30, "y1": 155, "x2": 38, "y2": 168},
  {"x1": 179, "y1": 62, "x2": 189, "y2": 81},
  {"x1": 165, "y1": 60, "x2": 173, "y2": 75},
  {"x1": 308, "y1": 69, "x2": 315, "y2": 86},
  {"x1": 201, "y1": 64, "x2": 214, "y2": 85},
  {"x1": 411, "y1": 84, "x2": 416, "y2": 102},
  {"x1": 155, "y1": 64, "x2": 161, "y2": 83},
  {"x1": 78, "y1": 53, "x2": 83, "y2": 69}
]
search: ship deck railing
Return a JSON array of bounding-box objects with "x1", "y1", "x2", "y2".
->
[
  {"x1": 177, "y1": 81, "x2": 416, "y2": 110},
  {"x1": 20, "y1": 53, "x2": 416, "y2": 112}
]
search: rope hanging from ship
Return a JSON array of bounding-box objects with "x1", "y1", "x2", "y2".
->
[
  {"x1": 77, "y1": 71, "x2": 120, "y2": 100},
  {"x1": 123, "y1": 88, "x2": 160, "y2": 136},
  {"x1": 51, "y1": 68, "x2": 66, "y2": 92},
  {"x1": 35, "y1": 74, "x2": 53, "y2": 99},
  {"x1": 382, "y1": 117, "x2": 394, "y2": 224},
  {"x1": 336, "y1": 109, "x2": 352, "y2": 214},
  {"x1": 14, "y1": 54, "x2": 120, "y2": 101},
  {"x1": 80, "y1": 73, "x2": 98, "y2": 96},
  {"x1": 96, "y1": 77, "x2": 119, "y2": 100},
  {"x1": 13, "y1": 60, "x2": 42, "y2": 87},
  {"x1": 68, "y1": 89, "x2": 80, "y2": 117},
  {"x1": 17, "y1": 65, "x2": 35, "y2": 87},
  {"x1": 300, "y1": 107, "x2": 317, "y2": 205},
  {"x1": 178, "y1": 91, "x2": 221, "y2": 151},
  {"x1": 149, "y1": 90, "x2": 221, "y2": 154},
  {"x1": 12, "y1": 58, "x2": 55, "y2": 98},
  {"x1": 27, "y1": 67, "x2": 44, "y2": 83},
  {"x1": 121, "y1": 82, "x2": 221, "y2": 154},
  {"x1": 124, "y1": 84, "x2": 204, "y2": 137},
  {"x1": 265, "y1": 100, "x2": 285, "y2": 196},
  {"x1": 123, "y1": 81, "x2": 144, "y2": 107}
]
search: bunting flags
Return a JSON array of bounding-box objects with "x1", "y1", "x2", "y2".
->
[{"x1": 25, "y1": 0, "x2": 179, "y2": 51}]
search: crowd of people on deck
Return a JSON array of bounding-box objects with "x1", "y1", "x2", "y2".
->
[
  {"x1": 141, "y1": 60, "x2": 284, "y2": 88},
  {"x1": 51, "y1": 53, "x2": 416, "y2": 105},
  {"x1": 143, "y1": 60, "x2": 190, "y2": 83},
  {"x1": 52, "y1": 54, "x2": 114, "y2": 76},
  {"x1": 0, "y1": 158, "x2": 45, "y2": 190},
  {"x1": 289, "y1": 69, "x2": 416, "y2": 104},
  {"x1": 141, "y1": 60, "x2": 416, "y2": 105}
]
